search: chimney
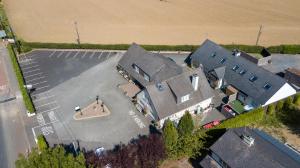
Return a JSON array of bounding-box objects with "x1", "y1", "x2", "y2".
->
[{"x1": 192, "y1": 74, "x2": 199, "y2": 91}]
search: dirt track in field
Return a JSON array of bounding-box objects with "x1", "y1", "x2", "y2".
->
[{"x1": 3, "y1": 0, "x2": 300, "y2": 45}]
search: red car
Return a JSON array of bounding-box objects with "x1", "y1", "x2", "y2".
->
[{"x1": 203, "y1": 120, "x2": 221, "y2": 129}]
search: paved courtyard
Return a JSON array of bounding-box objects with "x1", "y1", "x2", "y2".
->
[{"x1": 19, "y1": 50, "x2": 151, "y2": 150}]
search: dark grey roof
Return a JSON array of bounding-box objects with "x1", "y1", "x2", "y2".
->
[
  {"x1": 190, "y1": 39, "x2": 287, "y2": 105},
  {"x1": 210, "y1": 66, "x2": 226, "y2": 79},
  {"x1": 200, "y1": 127, "x2": 300, "y2": 168},
  {"x1": 118, "y1": 43, "x2": 182, "y2": 87},
  {"x1": 146, "y1": 67, "x2": 214, "y2": 119}
]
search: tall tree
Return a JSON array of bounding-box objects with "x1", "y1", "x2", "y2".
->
[
  {"x1": 162, "y1": 119, "x2": 178, "y2": 157},
  {"x1": 177, "y1": 112, "x2": 194, "y2": 136}
]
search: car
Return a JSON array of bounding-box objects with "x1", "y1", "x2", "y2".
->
[
  {"x1": 95, "y1": 147, "x2": 105, "y2": 156},
  {"x1": 203, "y1": 120, "x2": 221, "y2": 129}
]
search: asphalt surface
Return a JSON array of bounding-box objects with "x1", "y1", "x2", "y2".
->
[{"x1": 19, "y1": 50, "x2": 151, "y2": 150}]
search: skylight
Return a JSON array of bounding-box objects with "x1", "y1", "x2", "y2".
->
[
  {"x1": 232, "y1": 65, "x2": 239, "y2": 71},
  {"x1": 239, "y1": 69, "x2": 247, "y2": 75},
  {"x1": 263, "y1": 83, "x2": 272, "y2": 90},
  {"x1": 220, "y1": 58, "x2": 226, "y2": 64},
  {"x1": 249, "y1": 75, "x2": 258, "y2": 82},
  {"x1": 211, "y1": 52, "x2": 217, "y2": 57}
]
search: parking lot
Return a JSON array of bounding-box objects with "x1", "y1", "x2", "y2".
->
[{"x1": 19, "y1": 49, "x2": 151, "y2": 150}]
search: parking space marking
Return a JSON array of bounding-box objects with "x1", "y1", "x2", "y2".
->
[
  {"x1": 22, "y1": 65, "x2": 39, "y2": 70},
  {"x1": 31, "y1": 90, "x2": 51, "y2": 96},
  {"x1": 41, "y1": 126, "x2": 54, "y2": 136},
  {"x1": 48, "y1": 111, "x2": 58, "y2": 122},
  {"x1": 37, "y1": 113, "x2": 46, "y2": 126},
  {"x1": 89, "y1": 51, "x2": 95, "y2": 59},
  {"x1": 48, "y1": 51, "x2": 57, "y2": 58},
  {"x1": 39, "y1": 106, "x2": 60, "y2": 114},
  {"x1": 33, "y1": 95, "x2": 55, "y2": 102},
  {"x1": 23, "y1": 68, "x2": 40, "y2": 74},
  {"x1": 32, "y1": 81, "x2": 47, "y2": 86},
  {"x1": 91, "y1": 51, "x2": 98, "y2": 58},
  {"x1": 56, "y1": 51, "x2": 65, "y2": 58},
  {"x1": 20, "y1": 61, "x2": 38, "y2": 66},
  {"x1": 65, "y1": 51, "x2": 73, "y2": 58},
  {"x1": 27, "y1": 76, "x2": 46, "y2": 83},
  {"x1": 36, "y1": 85, "x2": 50, "y2": 91},
  {"x1": 35, "y1": 101, "x2": 57, "y2": 109},
  {"x1": 98, "y1": 52, "x2": 103, "y2": 59},
  {"x1": 81, "y1": 51, "x2": 87, "y2": 59},
  {"x1": 72, "y1": 51, "x2": 80, "y2": 59},
  {"x1": 24, "y1": 72, "x2": 43, "y2": 78}
]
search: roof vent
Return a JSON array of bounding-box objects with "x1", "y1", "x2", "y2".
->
[
  {"x1": 156, "y1": 82, "x2": 164, "y2": 91},
  {"x1": 241, "y1": 135, "x2": 255, "y2": 146},
  {"x1": 232, "y1": 49, "x2": 241, "y2": 57}
]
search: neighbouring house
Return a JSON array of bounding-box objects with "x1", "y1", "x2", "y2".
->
[
  {"x1": 285, "y1": 68, "x2": 300, "y2": 90},
  {"x1": 190, "y1": 39, "x2": 296, "y2": 108},
  {"x1": 117, "y1": 43, "x2": 214, "y2": 127},
  {"x1": 199, "y1": 127, "x2": 300, "y2": 168}
]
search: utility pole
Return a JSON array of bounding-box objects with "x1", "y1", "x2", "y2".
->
[
  {"x1": 255, "y1": 25, "x2": 263, "y2": 46},
  {"x1": 74, "y1": 21, "x2": 81, "y2": 45}
]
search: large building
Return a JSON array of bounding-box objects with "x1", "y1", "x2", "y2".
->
[
  {"x1": 200, "y1": 127, "x2": 300, "y2": 168},
  {"x1": 117, "y1": 43, "x2": 214, "y2": 126},
  {"x1": 190, "y1": 39, "x2": 296, "y2": 108}
]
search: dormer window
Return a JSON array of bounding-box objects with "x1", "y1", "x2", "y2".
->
[
  {"x1": 181, "y1": 94, "x2": 190, "y2": 103},
  {"x1": 133, "y1": 64, "x2": 139, "y2": 74},
  {"x1": 232, "y1": 65, "x2": 239, "y2": 71}
]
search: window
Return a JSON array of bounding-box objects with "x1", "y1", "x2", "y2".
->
[
  {"x1": 181, "y1": 94, "x2": 190, "y2": 103},
  {"x1": 263, "y1": 83, "x2": 272, "y2": 90},
  {"x1": 220, "y1": 58, "x2": 226, "y2": 64},
  {"x1": 144, "y1": 74, "x2": 150, "y2": 82},
  {"x1": 249, "y1": 75, "x2": 258, "y2": 82},
  {"x1": 211, "y1": 52, "x2": 217, "y2": 57},
  {"x1": 232, "y1": 65, "x2": 239, "y2": 71},
  {"x1": 239, "y1": 69, "x2": 247, "y2": 75},
  {"x1": 133, "y1": 64, "x2": 139, "y2": 74}
]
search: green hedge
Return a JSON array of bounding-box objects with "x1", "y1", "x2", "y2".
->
[
  {"x1": 37, "y1": 134, "x2": 48, "y2": 151},
  {"x1": 20, "y1": 41, "x2": 300, "y2": 54},
  {"x1": 7, "y1": 45, "x2": 35, "y2": 113},
  {"x1": 216, "y1": 107, "x2": 265, "y2": 129}
]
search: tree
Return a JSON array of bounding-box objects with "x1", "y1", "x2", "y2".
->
[
  {"x1": 15, "y1": 146, "x2": 86, "y2": 168},
  {"x1": 293, "y1": 93, "x2": 300, "y2": 106},
  {"x1": 276, "y1": 100, "x2": 284, "y2": 111},
  {"x1": 37, "y1": 135, "x2": 48, "y2": 151},
  {"x1": 284, "y1": 97, "x2": 293, "y2": 109},
  {"x1": 177, "y1": 112, "x2": 194, "y2": 136},
  {"x1": 162, "y1": 120, "x2": 178, "y2": 157},
  {"x1": 266, "y1": 104, "x2": 275, "y2": 115}
]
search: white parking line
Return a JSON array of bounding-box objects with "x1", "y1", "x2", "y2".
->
[
  {"x1": 36, "y1": 85, "x2": 49, "y2": 91},
  {"x1": 35, "y1": 101, "x2": 57, "y2": 109},
  {"x1": 20, "y1": 61, "x2": 38, "y2": 66},
  {"x1": 24, "y1": 72, "x2": 43, "y2": 78},
  {"x1": 32, "y1": 81, "x2": 47, "y2": 86},
  {"x1": 98, "y1": 52, "x2": 103, "y2": 59},
  {"x1": 27, "y1": 76, "x2": 46, "y2": 83},
  {"x1": 32, "y1": 120, "x2": 58, "y2": 129},
  {"x1": 89, "y1": 52, "x2": 95, "y2": 59},
  {"x1": 81, "y1": 51, "x2": 87, "y2": 58},
  {"x1": 23, "y1": 68, "x2": 40, "y2": 74},
  {"x1": 56, "y1": 51, "x2": 65, "y2": 58},
  {"x1": 72, "y1": 51, "x2": 80, "y2": 58},
  {"x1": 22, "y1": 65, "x2": 39, "y2": 70},
  {"x1": 38, "y1": 106, "x2": 60, "y2": 114},
  {"x1": 65, "y1": 51, "x2": 72, "y2": 58},
  {"x1": 48, "y1": 51, "x2": 57, "y2": 58},
  {"x1": 33, "y1": 95, "x2": 55, "y2": 102},
  {"x1": 31, "y1": 90, "x2": 51, "y2": 96}
]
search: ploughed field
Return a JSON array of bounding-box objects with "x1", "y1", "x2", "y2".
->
[{"x1": 3, "y1": 0, "x2": 300, "y2": 45}]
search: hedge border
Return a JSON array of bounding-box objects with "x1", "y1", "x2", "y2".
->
[
  {"x1": 7, "y1": 45, "x2": 35, "y2": 113},
  {"x1": 20, "y1": 42, "x2": 300, "y2": 54}
]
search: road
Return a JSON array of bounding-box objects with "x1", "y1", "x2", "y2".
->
[{"x1": 0, "y1": 44, "x2": 32, "y2": 168}]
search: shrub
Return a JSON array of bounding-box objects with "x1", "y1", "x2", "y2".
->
[
  {"x1": 37, "y1": 135, "x2": 48, "y2": 151},
  {"x1": 7, "y1": 45, "x2": 35, "y2": 113},
  {"x1": 267, "y1": 104, "x2": 275, "y2": 115},
  {"x1": 177, "y1": 112, "x2": 194, "y2": 136},
  {"x1": 293, "y1": 93, "x2": 300, "y2": 106},
  {"x1": 276, "y1": 100, "x2": 284, "y2": 111},
  {"x1": 284, "y1": 97, "x2": 293, "y2": 109}
]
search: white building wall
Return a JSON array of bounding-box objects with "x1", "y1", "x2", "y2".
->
[
  {"x1": 159, "y1": 98, "x2": 212, "y2": 127},
  {"x1": 263, "y1": 83, "x2": 297, "y2": 106}
]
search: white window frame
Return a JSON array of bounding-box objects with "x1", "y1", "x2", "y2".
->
[{"x1": 181, "y1": 94, "x2": 190, "y2": 103}]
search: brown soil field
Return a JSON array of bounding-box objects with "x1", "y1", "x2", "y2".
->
[{"x1": 3, "y1": 0, "x2": 300, "y2": 45}]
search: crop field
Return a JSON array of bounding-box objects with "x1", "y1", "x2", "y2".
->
[{"x1": 3, "y1": 0, "x2": 300, "y2": 45}]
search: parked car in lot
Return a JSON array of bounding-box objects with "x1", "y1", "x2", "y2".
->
[{"x1": 203, "y1": 120, "x2": 221, "y2": 129}]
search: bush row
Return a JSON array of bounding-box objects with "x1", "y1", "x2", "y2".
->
[
  {"x1": 7, "y1": 45, "x2": 35, "y2": 113},
  {"x1": 20, "y1": 41, "x2": 300, "y2": 54}
]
